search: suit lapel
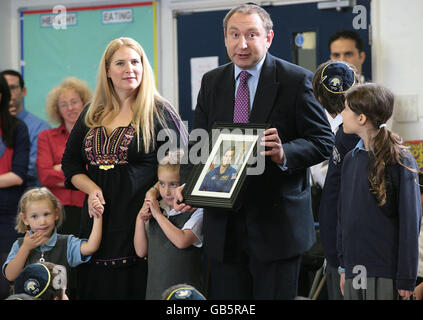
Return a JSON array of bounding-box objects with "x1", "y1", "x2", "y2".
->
[
  {"x1": 215, "y1": 65, "x2": 235, "y2": 123},
  {"x1": 250, "y1": 53, "x2": 279, "y2": 123}
]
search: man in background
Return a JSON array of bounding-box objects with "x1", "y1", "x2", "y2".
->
[
  {"x1": 1, "y1": 70, "x2": 50, "y2": 187},
  {"x1": 329, "y1": 30, "x2": 367, "y2": 82}
]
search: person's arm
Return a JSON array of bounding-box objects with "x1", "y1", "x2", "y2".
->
[
  {"x1": 61, "y1": 108, "x2": 104, "y2": 217},
  {"x1": 61, "y1": 107, "x2": 90, "y2": 191},
  {"x1": 0, "y1": 172, "x2": 24, "y2": 188},
  {"x1": 4, "y1": 232, "x2": 49, "y2": 281},
  {"x1": 337, "y1": 158, "x2": 346, "y2": 297},
  {"x1": 147, "y1": 200, "x2": 198, "y2": 249},
  {"x1": 80, "y1": 215, "x2": 103, "y2": 256},
  {"x1": 71, "y1": 174, "x2": 105, "y2": 218},
  {"x1": 279, "y1": 72, "x2": 334, "y2": 171},
  {"x1": 413, "y1": 282, "x2": 423, "y2": 300},
  {"x1": 339, "y1": 271, "x2": 345, "y2": 296},
  {"x1": 134, "y1": 212, "x2": 148, "y2": 257},
  {"x1": 145, "y1": 182, "x2": 160, "y2": 201},
  {"x1": 36, "y1": 130, "x2": 65, "y2": 188},
  {"x1": 0, "y1": 119, "x2": 30, "y2": 188},
  {"x1": 396, "y1": 154, "x2": 421, "y2": 296},
  {"x1": 27, "y1": 121, "x2": 50, "y2": 183}
]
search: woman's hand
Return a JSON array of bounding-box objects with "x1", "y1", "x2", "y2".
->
[{"x1": 88, "y1": 189, "x2": 105, "y2": 218}]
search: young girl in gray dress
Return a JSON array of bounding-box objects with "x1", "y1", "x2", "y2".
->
[{"x1": 134, "y1": 150, "x2": 204, "y2": 299}]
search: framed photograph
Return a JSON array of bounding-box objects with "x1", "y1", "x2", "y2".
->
[{"x1": 183, "y1": 123, "x2": 269, "y2": 209}]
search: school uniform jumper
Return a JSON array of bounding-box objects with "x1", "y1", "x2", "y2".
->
[
  {"x1": 318, "y1": 124, "x2": 360, "y2": 269},
  {"x1": 2, "y1": 229, "x2": 91, "y2": 296},
  {"x1": 146, "y1": 204, "x2": 203, "y2": 300},
  {"x1": 337, "y1": 140, "x2": 421, "y2": 295}
]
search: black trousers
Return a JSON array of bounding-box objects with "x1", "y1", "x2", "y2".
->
[
  {"x1": 208, "y1": 253, "x2": 302, "y2": 300},
  {"x1": 206, "y1": 212, "x2": 302, "y2": 300},
  {"x1": 206, "y1": 207, "x2": 303, "y2": 300}
]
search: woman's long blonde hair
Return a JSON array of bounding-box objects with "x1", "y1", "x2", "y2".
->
[{"x1": 85, "y1": 37, "x2": 173, "y2": 152}]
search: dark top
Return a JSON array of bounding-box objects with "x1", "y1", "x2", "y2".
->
[
  {"x1": 61, "y1": 104, "x2": 184, "y2": 261},
  {"x1": 146, "y1": 210, "x2": 203, "y2": 300},
  {"x1": 0, "y1": 119, "x2": 29, "y2": 252},
  {"x1": 192, "y1": 53, "x2": 334, "y2": 262},
  {"x1": 337, "y1": 145, "x2": 421, "y2": 291},
  {"x1": 0, "y1": 119, "x2": 29, "y2": 215},
  {"x1": 318, "y1": 124, "x2": 360, "y2": 268},
  {"x1": 18, "y1": 234, "x2": 70, "y2": 272}
]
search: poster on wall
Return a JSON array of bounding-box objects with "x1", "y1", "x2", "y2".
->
[
  {"x1": 404, "y1": 140, "x2": 423, "y2": 171},
  {"x1": 190, "y1": 56, "x2": 218, "y2": 110}
]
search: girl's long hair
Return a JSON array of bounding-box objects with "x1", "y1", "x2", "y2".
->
[
  {"x1": 0, "y1": 74, "x2": 18, "y2": 147},
  {"x1": 345, "y1": 83, "x2": 412, "y2": 206},
  {"x1": 85, "y1": 37, "x2": 179, "y2": 153}
]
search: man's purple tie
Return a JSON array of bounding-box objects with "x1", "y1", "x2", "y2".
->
[{"x1": 233, "y1": 71, "x2": 251, "y2": 123}]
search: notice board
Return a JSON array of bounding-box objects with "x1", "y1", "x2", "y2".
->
[{"x1": 20, "y1": 1, "x2": 156, "y2": 122}]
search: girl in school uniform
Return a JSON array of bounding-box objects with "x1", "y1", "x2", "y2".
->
[
  {"x1": 134, "y1": 150, "x2": 204, "y2": 300},
  {"x1": 337, "y1": 83, "x2": 421, "y2": 300},
  {"x1": 2, "y1": 187, "x2": 102, "y2": 298}
]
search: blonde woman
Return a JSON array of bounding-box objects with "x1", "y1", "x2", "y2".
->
[
  {"x1": 36, "y1": 77, "x2": 91, "y2": 237},
  {"x1": 61, "y1": 37, "x2": 186, "y2": 300}
]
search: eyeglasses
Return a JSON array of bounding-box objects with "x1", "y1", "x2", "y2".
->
[
  {"x1": 8, "y1": 84, "x2": 21, "y2": 91},
  {"x1": 58, "y1": 99, "x2": 82, "y2": 109}
]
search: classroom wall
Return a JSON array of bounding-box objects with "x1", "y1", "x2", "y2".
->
[
  {"x1": 0, "y1": 0, "x2": 12, "y2": 69},
  {"x1": 0, "y1": 0, "x2": 422, "y2": 141},
  {"x1": 0, "y1": 0, "x2": 151, "y2": 88},
  {"x1": 371, "y1": 0, "x2": 423, "y2": 141}
]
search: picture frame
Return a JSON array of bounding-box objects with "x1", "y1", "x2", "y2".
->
[{"x1": 183, "y1": 123, "x2": 270, "y2": 209}]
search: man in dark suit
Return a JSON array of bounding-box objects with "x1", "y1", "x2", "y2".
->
[{"x1": 177, "y1": 3, "x2": 334, "y2": 299}]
